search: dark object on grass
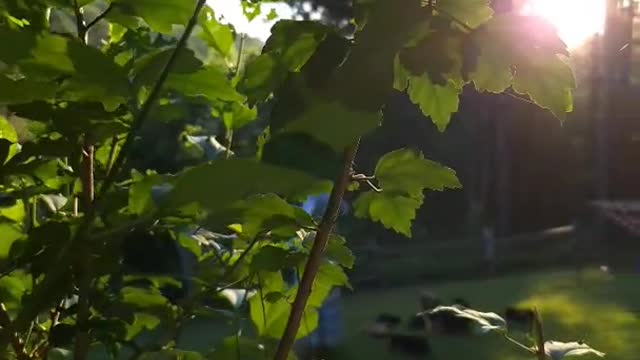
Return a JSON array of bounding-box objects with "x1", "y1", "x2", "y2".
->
[
  {"x1": 376, "y1": 313, "x2": 402, "y2": 327},
  {"x1": 389, "y1": 333, "x2": 431, "y2": 356},
  {"x1": 505, "y1": 306, "x2": 535, "y2": 333},
  {"x1": 427, "y1": 309, "x2": 472, "y2": 336},
  {"x1": 419, "y1": 290, "x2": 442, "y2": 311},
  {"x1": 407, "y1": 313, "x2": 427, "y2": 331}
]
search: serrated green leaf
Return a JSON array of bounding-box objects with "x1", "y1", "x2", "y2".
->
[
  {"x1": 128, "y1": 171, "x2": 167, "y2": 215},
  {"x1": 375, "y1": 148, "x2": 461, "y2": 197},
  {"x1": 408, "y1": 75, "x2": 461, "y2": 131},
  {"x1": 199, "y1": 6, "x2": 234, "y2": 57},
  {"x1": 513, "y1": 54, "x2": 575, "y2": 120},
  {"x1": 436, "y1": 0, "x2": 493, "y2": 29},
  {"x1": 112, "y1": 0, "x2": 194, "y2": 33},
  {"x1": 165, "y1": 67, "x2": 243, "y2": 103},
  {"x1": 308, "y1": 261, "x2": 350, "y2": 307},
  {"x1": 353, "y1": 192, "x2": 422, "y2": 237},
  {"x1": 469, "y1": 42, "x2": 512, "y2": 93}
]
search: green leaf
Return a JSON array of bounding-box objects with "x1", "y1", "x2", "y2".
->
[
  {"x1": 325, "y1": 235, "x2": 355, "y2": 269},
  {"x1": 132, "y1": 47, "x2": 203, "y2": 91},
  {"x1": 0, "y1": 115, "x2": 18, "y2": 163},
  {"x1": 242, "y1": 2, "x2": 262, "y2": 21},
  {"x1": 407, "y1": 75, "x2": 461, "y2": 131},
  {"x1": 468, "y1": 14, "x2": 575, "y2": 119},
  {"x1": 0, "y1": 76, "x2": 56, "y2": 105},
  {"x1": 513, "y1": 54, "x2": 575, "y2": 120},
  {"x1": 375, "y1": 148, "x2": 461, "y2": 197},
  {"x1": 353, "y1": 192, "x2": 422, "y2": 237},
  {"x1": 436, "y1": 0, "x2": 493, "y2": 29},
  {"x1": 168, "y1": 159, "x2": 325, "y2": 215},
  {"x1": 468, "y1": 40, "x2": 513, "y2": 93},
  {"x1": 199, "y1": 6, "x2": 234, "y2": 57},
  {"x1": 112, "y1": 0, "x2": 194, "y2": 33},
  {"x1": 264, "y1": 20, "x2": 329, "y2": 71},
  {"x1": 0, "y1": 199, "x2": 25, "y2": 223},
  {"x1": 239, "y1": 53, "x2": 285, "y2": 103},
  {"x1": 165, "y1": 67, "x2": 243, "y2": 103},
  {"x1": 221, "y1": 102, "x2": 258, "y2": 131},
  {"x1": 266, "y1": 8, "x2": 279, "y2": 21},
  {"x1": 251, "y1": 246, "x2": 290, "y2": 273},
  {"x1": 0, "y1": 271, "x2": 30, "y2": 311},
  {"x1": 2, "y1": 32, "x2": 130, "y2": 109},
  {"x1": 308, "y1": 261, "x2": 350, "y2": 307},
  {"x1": 277, "y1": 100, "x2": 381, "y2": 152},
  {"x1": 237, "y1": 194, "x2": 315, "y2": 239},
  {"x1": 210, "y1": 336, "x2": 267, "y2": 360},
  {"x1": 128, "y1": 171, "x2": 167, "y2": 215},
  {"x1": 249, "y1": 275, "x2": 318, "y2": 340},
  {"x1": 175, "y1": 232, "x2": 202, "y2": 258},
  {"x1": 354, "y1": 149, "x2": 460, "y2": 236}
]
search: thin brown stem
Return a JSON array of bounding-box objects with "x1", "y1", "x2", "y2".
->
[
  {"x1": 273, "y1": 141, "x2": 360, "y2": 360},
  {"x1": 533, "y1": 308, "x2": 546, "y2": 360},
  {"x1": 0, "y1": 303, "x2": 31, "y2": 360}
]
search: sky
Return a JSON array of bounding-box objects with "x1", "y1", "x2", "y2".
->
[{"x1": 207, "y1": 0, "x2": 294, "y2": 41}]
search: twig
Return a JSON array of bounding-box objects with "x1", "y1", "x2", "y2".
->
[
  {"x1": 504, "y1": 333, "x2": 536, "y2": 354},
  {"x1": 74, "y1": 0, "x2": 95, "y2": 352},
  {"x1": 97, "y1": 0, "x2": 209, "y2": 201},
  {"x1": 533, "y1": 308, "x2": 546, "y2": 360},
  {"x1": 85, "y1": 4, "x2": 113, "y2": 31},
  {"x1": 0, "y1": 303, "x2": 31, "y2": 360},
  {"x1": 273, "y1": 141, "x2": 360, "y2": 360}
]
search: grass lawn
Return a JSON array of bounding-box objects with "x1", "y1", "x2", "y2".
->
[{"x1": 336, "y1": 268, "x2": 640, "y2": 360}]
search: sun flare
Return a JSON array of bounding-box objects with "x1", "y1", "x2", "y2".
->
[{"x1": 521, "y1": 0, "x2": 606, "y2": 49}]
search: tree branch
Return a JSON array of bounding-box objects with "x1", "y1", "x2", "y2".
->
[
  {"x1": 273, "y1": 141, "x2": 360, "y2": 360},
  {"x1": 85, "y1": 4, "x2": 113, "y2": 31}
]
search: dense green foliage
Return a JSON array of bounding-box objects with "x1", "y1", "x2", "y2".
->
[{"x1": 0, "y1": 0, "x2": 576, "y2": 359}]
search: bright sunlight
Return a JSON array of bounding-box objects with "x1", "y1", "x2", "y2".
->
[{"x1": 522, "y1": 0, "x2": 606, "y2": 49}]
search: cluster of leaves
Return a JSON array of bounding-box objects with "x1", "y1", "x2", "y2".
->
[
  {"x1": 0, "y1": 0, "x2": 576, "y2": 359},
  {"x1": 427, "y1": 306, "x2": 605, "y2": 359}
]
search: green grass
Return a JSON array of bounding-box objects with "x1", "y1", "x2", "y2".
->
[{"x1": 336, "y1": 268, "x2": 640, "y2": 360}]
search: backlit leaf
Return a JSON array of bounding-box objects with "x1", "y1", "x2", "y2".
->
[
  {"x1": 408, "y1": 75, "x2": 461, "y2": 131},
  {"x1": 199, "y1": 6, "x2": 234, "y2": 57},
  {"x1": 375, "y1": 148, "x2": 461, "y2": 197},
  {"x1": 165, "y1": 67, "x2": 244, "y2": 103},
  {"x1": 112, "y1": 0, "x2": 194, "y2": 33},
  {"x1": 353, "y1": 192, "x2": 422, "y2": 237}
]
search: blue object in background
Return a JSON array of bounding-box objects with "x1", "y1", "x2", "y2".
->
[{"x1": 295, "y1": 193, "x2": 347, "y2": 353}]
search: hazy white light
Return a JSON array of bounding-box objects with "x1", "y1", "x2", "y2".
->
[
  {"x1": 208, "y1": 0, "x2": 294, "y2": 41},
  {"x1": 522, "y1": 0, "x2": 606, "y2": 49}
]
